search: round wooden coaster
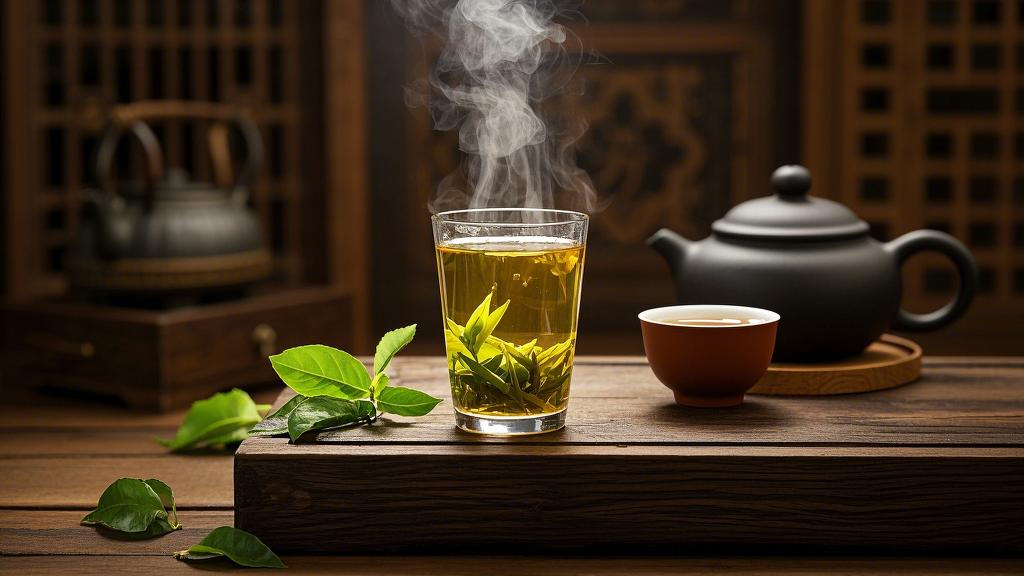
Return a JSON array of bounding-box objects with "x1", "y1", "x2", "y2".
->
[{"x1": 748, "y1": 334, "x2": 922, "y2": 396}]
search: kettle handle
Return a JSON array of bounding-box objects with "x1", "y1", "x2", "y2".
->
[
  {"x1": 884, "y1": 230, "x2": 978, "y2": 332},
  {"x1": 95, "y1": 119, "x2": 165, "y2": 197},
  {"x1": 96, "y1": 101, "x2": 264, "y2": 199}
]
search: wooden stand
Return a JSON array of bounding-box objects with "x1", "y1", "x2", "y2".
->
[
  {"x1": 235, "y1": 357, "x2": 1024, "y2": 554},
  {"x1": 0, "y1": 287, "x2": 351, "y2": 411},
  {"x1": 750, "y1": 334, "x2": 922, "y2": 395}
]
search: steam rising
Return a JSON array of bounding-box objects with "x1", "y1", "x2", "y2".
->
[{"x1": 394, "y1": 0, "x2": 596, "y2": 213}]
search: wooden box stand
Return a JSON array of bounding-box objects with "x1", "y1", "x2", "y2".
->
[
  {"x1": 0, "y1": 287, "x2": 351, "y2": 411},
  {"x1": 235, "y1": 357, "x2": 1024, "y2": 554}
]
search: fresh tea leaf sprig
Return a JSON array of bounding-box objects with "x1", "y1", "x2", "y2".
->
[
  {"x1": 82, "y1": 480, "x2": 285, "y2": 567},
  {"x1": 158, "y1": 388, "x2": 270, "y2": 452},
  {"x1": 445, "y1": 293, "x2": 574, "y2": 414},
  {"x1": 252, "y1": 324, "x2": 442, "y2": 442},
  {"x1": 174, "y1": 526, "x2": 286, "y2": 569},
  {"x1": 81, "y1": 478, "x2": 181, "y2": 538}
]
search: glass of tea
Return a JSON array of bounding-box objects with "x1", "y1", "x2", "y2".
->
[{"x1": 431, "y1": 208, "x2": 588, "y2": 435}]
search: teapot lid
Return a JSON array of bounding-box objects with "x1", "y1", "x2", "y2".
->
[{"x1": 711, "y1": 165, "x2": 870, "y2": 240}]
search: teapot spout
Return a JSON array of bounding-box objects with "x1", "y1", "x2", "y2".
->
[{"x1": 646, "y1": 228, "x2": 691, "y2": 278}]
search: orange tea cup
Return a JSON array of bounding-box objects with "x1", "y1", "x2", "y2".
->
[{"x1": 639, "y1": 304, "x2": 780, "y2": 407}]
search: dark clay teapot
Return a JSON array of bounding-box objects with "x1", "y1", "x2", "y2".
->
[
  {"x1": 69, "y1": 102, "x2": 271, "y2": 300},
  {"x1": 648, "y1": 165, "x2": 978, "y2": 362}
]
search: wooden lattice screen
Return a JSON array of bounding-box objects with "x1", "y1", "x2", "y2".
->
[
  {"x1": 2, "y1": 0, "x2": 319, "y2": 300},
  {"x1": 805, "y1": 0, "x2": 1024, "y2": 351}
]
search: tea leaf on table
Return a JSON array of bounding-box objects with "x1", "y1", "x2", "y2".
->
[
  {"x1": 254, "y1": 324, "x2": 434, "y2": 440},
  {"x1": 142, "y1": 478, "x2": 179, "y2": 528},
  {"x1": 81, "y1": 478, "x2": 177, "y2": 535},
  {"x1": 249, "y1": 394, "x2": 307, "y2": 437},
  {"x1": 377, "y1": 386, "x2": 443, "y2": 417},
  {"x1": 157, "y1": 389, "x2": 266, "y2": 452},
  {"x1": 173, "y1": 526, "x2": 286, "y2": 568},
  {"x1": 128, "y1": 516, "x2": 180, "y2": 540},
  {"x1": 287, "y1": 396, "x2": 376, "y2": 442},
  {"x1": 374, "y1": 324, "x2": 416, "y2": 375},
  {"x1": 269, "y1": 345, "x2": 371, "y2": 400},
  {"x1": 372, "y1": 373, "x2": 389, "y2": 400}
]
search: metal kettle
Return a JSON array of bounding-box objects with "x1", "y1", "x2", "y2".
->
[
  {"x1": 648, "y1": 165, "x2": 978, "y2": 362},
  {"x1": 69, "y1": 101, "x2": 272, "y2": 303}
]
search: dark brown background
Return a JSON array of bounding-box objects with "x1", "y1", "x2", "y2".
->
[{"x1": 2, "y1": 0, "x2": 1022, "y2": 356}]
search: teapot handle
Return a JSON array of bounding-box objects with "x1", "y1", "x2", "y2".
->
[
  {"x1": 884, "y1": 230, "x2": 978, "y2": 332},
  {"x1": 95, "y1": 119, "x2": 165, "y2": 197},
  {"x1": 98, "y1": 101, "x2": 264, "y2": 199}
]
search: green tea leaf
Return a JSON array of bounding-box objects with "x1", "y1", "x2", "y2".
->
[
  {"x1": 157, "y1": 389, "x2": 265, "y2": 452},
  {"x1": 374, "y1": 324, "x2": 416, "y2": 375},
  {"x1": 445, "y1": 318, "x2": 465, "y2": 336},
  {"x1": 377, "y1": 386, "x2": 443, "y2": 417},
  {"x1": 131, "y1": 516, "x2": 180, "y2": 539},
  {"x1": 536, "y1": 339, "x2": 574, "y2": 369},
  {"x1": 461, "y1": 292, "x2": 493, "y2": 349},
  {"x1": 81, "y1": 478, "x2": 170, "y2": 534},
  {"x1": 475, "y1": 299, "x2": 510, "y2": 353},
  {"x1": 173, "y1": 526, "x2": 286, "y2": 568},
  {"x1": 143, "y1": 479, "x2": 179, "y2": 528},
  {"x1": 516, "y1": 338, "x2": 538, "y2": 356},
  {"x1": 287, "y1": 397, "x2": 376, "y2": 442},
  {"x1": 537, "y1": 370, "x2": 572, "y2": 397},
  {"x1": 457, "y1": 352, "x2": 510, "y2": 395},
  {"x1": 445, "y1": 328, "x2": 473, "y2": 359},
  {"x1": 465, "y1": 292, "x2": 493, "y2": 333},
  {"x1": 372, "y1": 372, "x2": 389, "y2": 401},
  {"x1": 249, "y1": 394, "x2": 307, "y2": 437},
  {"x1": 270, "y1": 344, "x2": 371, "y2": 400}
]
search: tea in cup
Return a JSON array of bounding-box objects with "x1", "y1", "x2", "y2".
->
[{"x1": 639, "y1": 305, "x2": 780, "y2": 407}]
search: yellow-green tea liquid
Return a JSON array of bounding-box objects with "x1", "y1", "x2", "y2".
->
[{"x1": 436, "y1": 236, "x2": 585, "y2": 418}]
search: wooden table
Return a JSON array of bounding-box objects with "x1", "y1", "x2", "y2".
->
[{"x1": 2, "y1": 357, "x2": 1023, "y2": 574}]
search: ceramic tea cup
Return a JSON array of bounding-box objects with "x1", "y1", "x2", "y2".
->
[{"x1": 639, "y1": 304, "x2": 780, "y2": 407}]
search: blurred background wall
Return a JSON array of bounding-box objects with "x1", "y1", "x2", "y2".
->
[{"x1": 2, "y1": 0, "x2": 1022, "y2": 356}]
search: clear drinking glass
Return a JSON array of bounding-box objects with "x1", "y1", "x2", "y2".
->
[{"x1": 432, "y1": 208, "x2": 588, "y2": 434}]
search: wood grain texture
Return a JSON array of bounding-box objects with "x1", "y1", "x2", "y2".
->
[
  {"x1": 750, "y1": 334, "x2": 922, "y2": 395},
  {"x1": 1, "y1": 356, "x2": 1022, "y2": 573},
  {"x1": 249, "y1": 357, "x2": 1024, "y2": 446},
  {"x1": 0, "y1": 456, "x2": 232, "y2": 509},
  {"x1": 1, "y1": 556, "x2": 1022, "y2": 576},
  {"x1": 0, "y1": 510, "x2": 230, "y2": 556},
  {"x1": 236, "y1": 357, "x2": 1024, "y2": 554},
  {"x1": 0, "y1": 288, "x2": 351, "y2": 410},
  {"x1": 0, "y1": 387, "x2": 278, "y2": 431}
]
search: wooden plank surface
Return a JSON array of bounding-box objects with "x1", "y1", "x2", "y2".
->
[
  {"x1": 236, "y1": 357, "x2": 1024, "y2": 554},
  {"x1": 0, "y1": 456, "x2": 233, "y2": 509},
  {"x1": 2, "y1": 556, "x2": 1022, "y2": 576},
  {"x1": 257, "y1": 357, "x2": 1024, "y2": 445},
  {"x1": 1, "y1": 356, "x2": 1022, "y2": 573},
  {"x1": 0, "y1": 510, "x2": 230, "y2": 556}
]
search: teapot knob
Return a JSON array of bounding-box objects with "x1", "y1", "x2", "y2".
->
[{"x1": 771, "y1": 165, "x2": 812, "y2": 198}]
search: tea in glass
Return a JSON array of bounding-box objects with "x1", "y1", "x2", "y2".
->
[{"x1": 432, "y1": 209, "x2": 588, "y2": 434}]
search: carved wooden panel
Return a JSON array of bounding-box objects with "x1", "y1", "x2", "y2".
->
[
  {"x1": 371, "y1": 1, "x2": 799, "y2": 352},
  {"x1": 2, "y1": 0, "x2": 322, "y2": 300},
  {"x1": 804, "y1": 0, "x2": 1024, "y2": 352}
]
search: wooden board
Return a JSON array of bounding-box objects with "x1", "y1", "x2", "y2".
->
[
  {"x1": 3, "y1": 556, "x2": 1021, "y2": 576},
  {"x1": 235, "y1": 357, "x2": 1024, "y2": 554},
  {"x1": 750, "y1": 334, "x2": 922, "y2": 395},
  {"x1": 1, "y1": 357, "x2": 1022, "y2": 573}
]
